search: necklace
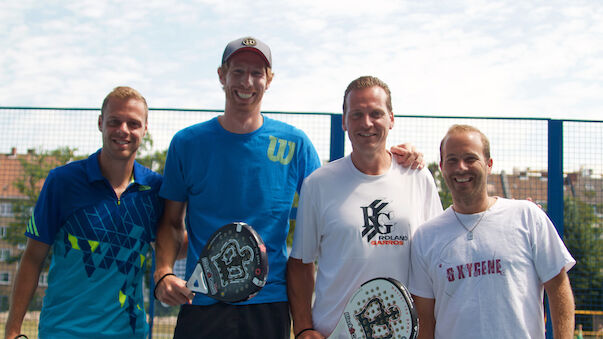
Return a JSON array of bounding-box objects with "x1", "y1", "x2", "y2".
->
[{"x1": 452, "y1": 201, "x2": 492, "y2": 240}]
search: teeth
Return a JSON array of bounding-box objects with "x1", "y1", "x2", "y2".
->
[
  {"x1": 237, "y1": 92, "x2": 252, "y2": 99},
  {"x1": 116, "y1": 140, "x2": 128, "y2": 145},
  {"x1": 456, "y1": 178, "x2": 470, "y2": 183},
  {"x1": 359, "y1": 133, "x2": 375, "y2": 137}
]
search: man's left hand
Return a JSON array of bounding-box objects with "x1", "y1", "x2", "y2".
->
[{"x1": 391, "y1": 143, "x2": 424, "y2": 169}]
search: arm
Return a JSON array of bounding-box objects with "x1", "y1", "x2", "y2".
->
[
  {"x1": 390, "y1": 143, "x2": 424, "y2": 169},
  {"x1": 413, "y1": 295, "x2": 435, "y2": 339},
  {"x1": 154, "y1": 199, "x2": 192, "y2": 305},
  {"x1": 5, "y1": 238, "x2": 50, "y2": 339},
  {"x1": 176, "y1": 229, "x2": 188, "y2": 260},
  {"x1": 543, "y1": 268, "x2": 575, "y2": 339},
  {"x1": 287, "y1": 258, "x2": 324, "y2": 339}
]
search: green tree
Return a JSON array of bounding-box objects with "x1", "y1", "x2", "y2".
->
[
  {"x1": 427, "y1": 162, "x2": 453, "y2": 209},
  {"x1": 563, "y1": 197, "x2": 603, "y2": 312},
  {"x1": 7, "y1": 147, "x2": 83, "y2": 252},
  {"x1": 136, "y1": 132, "x2": 168, "y2": 174}
]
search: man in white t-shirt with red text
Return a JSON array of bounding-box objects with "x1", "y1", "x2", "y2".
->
[{"x1": 410, "y1": 124, "x2": 576, "y2": 339}]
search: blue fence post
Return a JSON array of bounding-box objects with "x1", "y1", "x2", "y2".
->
[
  {"x1": 330, "y1": 114, "x2": 345, "y2": 161},
  {"x1": 546, "y1": 119, "x2": 564, "y2": 339}
]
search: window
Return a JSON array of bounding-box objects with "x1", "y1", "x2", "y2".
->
[
  {"x1": 0, "y1": 248, "x2": 10, "y2": 262},
  {"x1": 0, "y1": 271, "x2": 10, "y2": 285},
  {"x1": 0, "y1": 226, "x2": 7, "y2": 239},
  {"x1": 0, "y1": 203, "x2": 13, "y2": 217}
]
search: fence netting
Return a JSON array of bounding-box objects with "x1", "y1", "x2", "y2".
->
[{"x1": 0, "y1": 108, "x2": 600, "y2": 338}]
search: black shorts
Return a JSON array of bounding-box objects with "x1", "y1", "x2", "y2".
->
[{"x1": 173, "y1": 302, "x2": 291, "y2": 339}]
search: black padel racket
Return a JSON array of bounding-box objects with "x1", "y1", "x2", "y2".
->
[
  {"x1": 329, "y1": 277, "x2": 418, "y2": 339},
  {"x1": 186, "y1": 222, "x2": 268, "y2": 303}
]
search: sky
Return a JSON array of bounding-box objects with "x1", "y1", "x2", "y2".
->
[{"x1": 1, "y1": 0, "x2": 603, "y2": 121}]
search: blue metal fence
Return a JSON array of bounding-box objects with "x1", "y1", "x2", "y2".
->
[{"x1": 0, "y1": 108, "x2": 600, "y2": 338}]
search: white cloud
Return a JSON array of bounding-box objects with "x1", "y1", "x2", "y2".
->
[{"x1": 0, "y1": 0, "x2": 602, "y2": 121}]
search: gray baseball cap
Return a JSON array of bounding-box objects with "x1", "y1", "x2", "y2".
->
[{"x1": 222, "y1": 36, "x2": 272, "y2": 68}]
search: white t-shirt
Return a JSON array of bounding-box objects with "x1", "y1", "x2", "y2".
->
[
  {"x1": 290, "y1": 155, "x2": 443, "y2": 336},
  {"x1": 410, "y1": 198, "x2": 576, "y2": 339}
]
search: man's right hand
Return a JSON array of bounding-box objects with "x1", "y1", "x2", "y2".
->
[{"x1": 154, "y1": 274, "x2": 194, "y2": 306}]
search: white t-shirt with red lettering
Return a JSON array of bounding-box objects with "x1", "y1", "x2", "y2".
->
[
  {"x1": 410, "y1": 198, "x2": 575, "y2": 339},
  {"x1": 290, "y1": 155, "x2": 443, "y2": 336}
]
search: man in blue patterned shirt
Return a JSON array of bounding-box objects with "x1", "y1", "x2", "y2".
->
[{"x1": 5, "y1": 86, "x2": 163, "y2": 339}]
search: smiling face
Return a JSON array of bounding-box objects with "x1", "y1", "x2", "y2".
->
[
  {"x1": 343, "y1": 86, "x2": 394, "y2": 157},
  {"x1": 218, "y1": 51, "x2": 272, "y2": 114},
  {"x1": 98, "y1": 97, "x2": 147, "y2": 162},
  {"x1": 440, "y1": 130, "x2": 493, "y2": 208}
]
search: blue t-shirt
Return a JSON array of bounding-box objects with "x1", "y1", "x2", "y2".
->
[
  {"x1": 25, "y1": 149, "x2": 163, "y2": 339},
  {"x1": 160, "y1": 116, "x2": 321, "y2": 305}
]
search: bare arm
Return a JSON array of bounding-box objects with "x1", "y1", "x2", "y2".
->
[
  {"x1": 154, "y1": 199, "x2": 192, "y2": 305},
  {"x1": 390, "y1": 143, "x2": 424, "y2": 169},
  {"x1": 5, "y1": 238, "x2": 50, "y2": 339},
  {"x1": 287, "y1": 258, "x2": 324, "y2": 338},
  {"x1": 544, "y1": 268, "x2": 575, "y2": 339},
  {"x1": 413, "y1": 295, "x2": 435, "y2": 339}
]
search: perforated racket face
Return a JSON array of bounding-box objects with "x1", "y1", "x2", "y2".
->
[
  {"x1": 334, "y1": 278, "x2": 418, "y2": 339},
  {"x1": 194, "y1": 222, "x2": 268, "y2": 303}
]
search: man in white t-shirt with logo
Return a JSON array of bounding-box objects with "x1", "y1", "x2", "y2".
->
[
  {"x1": 410, "y1": 124, "x2": 576, "y2": 339},
  {"x1": 287, "y1": 76, "x2": 443, "y2": 338}
]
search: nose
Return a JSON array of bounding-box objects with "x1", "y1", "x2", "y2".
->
[
  {"x1": 458, "y1": 159, "x2": 469, "y2": 170},
  {"x1": 241, "y1": 72, "x2": 253, "y2": 87},
  {"x1": 117, "y1": 122, "x2": 129, "y2": 134},
  {"x1": 359, "y1": 113, "x2": 373, "y2": 128}
]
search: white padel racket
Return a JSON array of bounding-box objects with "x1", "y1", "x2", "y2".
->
[
  {"x1": 329, "y1": 277, "x2": 418, "y2": 339},
  {"x1": 186, "y1": 222, "x2": 268, "y2": 303}
]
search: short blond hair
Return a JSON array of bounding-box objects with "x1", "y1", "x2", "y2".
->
[
  {"x1": 101, "y1": 86, "x2": 148, "y2": 118},
  {"x1": 343, "y1": 76, "x2": 392, "y2": 114},
  {"x1": 440, "y1": 124, "x2": 491, "y2": 160}
]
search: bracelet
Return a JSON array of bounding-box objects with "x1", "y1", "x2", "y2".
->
[
  {"x1": 295, "y1": 328, "x2": 315, "y2": 338},
  {"x1": 153, "y1": 273, "x2": 176, "y2": 299}
]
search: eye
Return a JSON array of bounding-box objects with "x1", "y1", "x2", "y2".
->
[
  {"x1": 107, "y1": 119, "x2": 121, "y2": 127},
  {"x1": 128, "y1": 121, "x2": 142, "y2": 129},
  {"x1": 465, "y1": 156, "x2": 478, "y2": 163},
  {"x1": 350, "y1": 112, "x2": 363, "y2": 120},
  {"x1": 370, "y1": 111, "x2": 385, "y2": 119}
]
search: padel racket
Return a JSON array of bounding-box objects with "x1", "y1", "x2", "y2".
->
[
  {"x1": 329, "y1": 277, "x2": 418, "y2": 339},
  {"x1": 186, "y1": 222, "x2": 268, "y2": 303}
]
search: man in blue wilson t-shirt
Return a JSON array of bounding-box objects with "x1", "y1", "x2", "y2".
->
[
  {"x1": 153, "y1": 36, "x2": 320, "y2": 339},
  {"x1": 5, "y1": 87, "x2": 163, "y2": 339},
  {"x1": 153, "y1": 37, "x2": 424, "y2": 339}
]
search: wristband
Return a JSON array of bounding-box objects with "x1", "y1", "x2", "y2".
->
[
  {"x1": 153, "y1": 273, "x2": 176, "y2": 299},
  {"x1": 295, "y1": 328, "x2": 315, "y2": 338}
]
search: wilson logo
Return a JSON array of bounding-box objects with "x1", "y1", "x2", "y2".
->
[{"x1": 267, "y1": 136, "x2": 295, "y2": 165}]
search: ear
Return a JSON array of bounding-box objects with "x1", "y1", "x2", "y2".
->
[
  {"x1": 265, "y1": 70, "x2": 273, "y2": 90},
  {"x1": 389, "y1": 110, "x2": 394, "y2": 129},
  {"x1": 98, "y1": 114, "x2": 103, "y2": 132},
  {"x1": 218, "y1": 67, "x2": 226, "y2": 86},
  {"x1": 341, "y1": 113, "x2": 347, "y2": 131},
  {"x1": 486, "y1": 158, "x2": 493, "y2": 174}
]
